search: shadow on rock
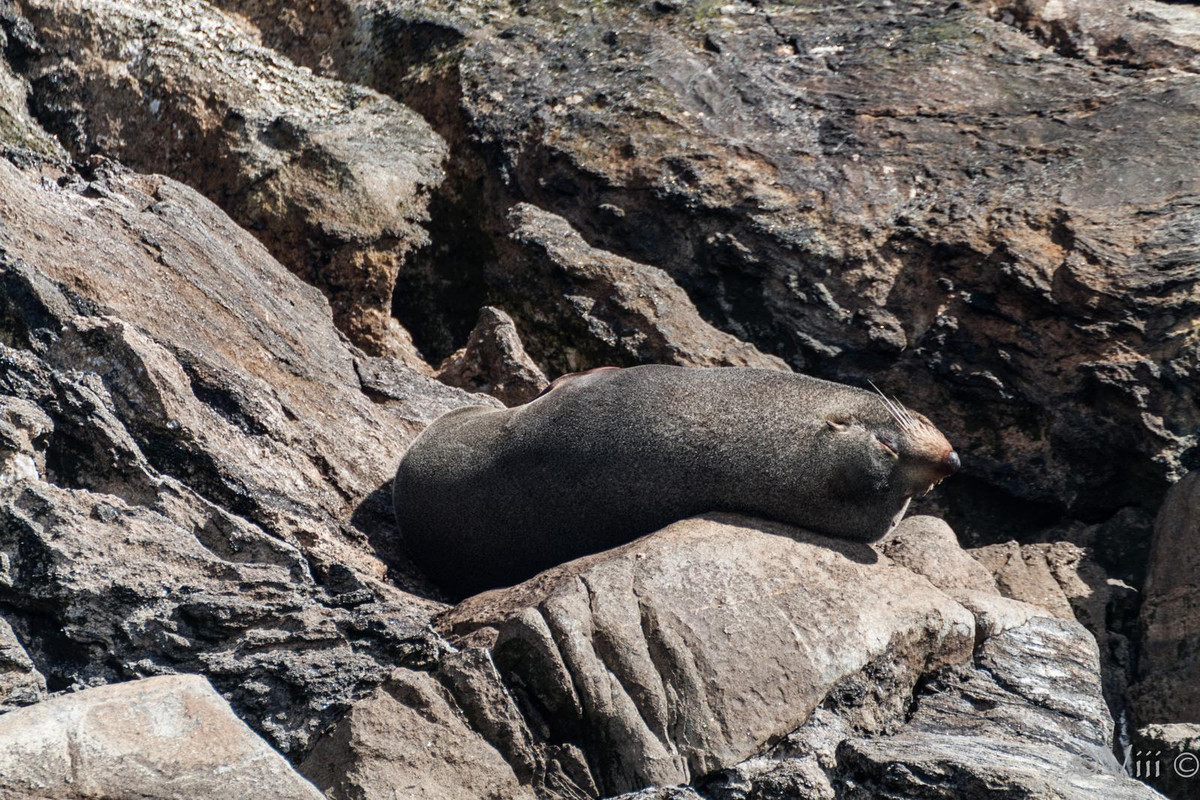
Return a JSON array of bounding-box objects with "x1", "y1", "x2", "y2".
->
[
  {"x1": 697, "y1": 512, "x2": 881, "y2": 566},
  {"x1": 350, "y1": 477, "x2": 449, "y2": 604}
]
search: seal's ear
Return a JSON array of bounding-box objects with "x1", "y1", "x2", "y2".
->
[{"x1": 825, "y1": 414, "x2": 852, "y2": 432}]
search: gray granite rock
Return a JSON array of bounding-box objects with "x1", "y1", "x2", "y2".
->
[
  {"x1": 0, "y1": 675, "x2": 324, "y2": 799},
  {"x1": 436, "y1": 306, "x2": 550, "y2": 406}
]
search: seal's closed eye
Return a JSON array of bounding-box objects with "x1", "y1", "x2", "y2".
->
[
  {"x1": 825, "y1": 413, "x2": 852, "y2": 431},
  {"x1": 875, "y1": 431, "x2": 900, "y2": 459}
]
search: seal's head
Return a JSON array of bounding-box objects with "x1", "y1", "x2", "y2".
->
[{"x1": 822, "y1": 383, "x2": 960, "y2": 503}]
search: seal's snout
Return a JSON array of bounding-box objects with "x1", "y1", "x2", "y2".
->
[{"x1": 928, "y1": 448, "x2": 959, "y2": 481}]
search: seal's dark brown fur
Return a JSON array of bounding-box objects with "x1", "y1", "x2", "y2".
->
[{"x1": 394, "y1": 365, "x2": 958, "y2": 598}]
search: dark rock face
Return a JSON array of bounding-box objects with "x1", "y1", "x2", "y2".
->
[
  {"x1": 1132, "y1": 724, "x2": 1200, "y2": 800},
  {"x1": 492, "y1": 205, "x2": 791, "y2": 376},
  {"x1": 441, "y1": 0, "x2": 1200, "y2": 528},
  {"x1": 0, "y1": 616, "x2": 44, "y2": 712}
]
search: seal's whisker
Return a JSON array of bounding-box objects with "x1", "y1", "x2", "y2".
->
[
  {"x1": 869, "y1": 381, "x2": 916, "y2": 432},
  {"x1": 892, "y1": 396, "x2": 919, "y2": 432},
  {"x1": 868, "y1": 381, "x2": 900, "y2": 421}
]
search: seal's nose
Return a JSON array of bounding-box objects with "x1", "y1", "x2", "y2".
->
[{"x1": 946, "y1": 450, "x2": 961, "y2": 473}]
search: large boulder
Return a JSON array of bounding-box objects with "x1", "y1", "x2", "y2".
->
[
  {"x1": 300, "y1": 668, "x2": 535, "y2": 800},
  {"x1": 0, "y1": 675, "x2": 324, "y2": 799},
  {"x1": 295, "y1": 513, "x2": 1159, "y2": 799},
  {"x1": 13, "y1": 0, "x2": 446, "y2": 358},
  {"x1": 437, "y1": 515, "x2": 978, "y2": 796},
  {"x1": 490, "y1": 204, "x2": 791, "y2": 376}
]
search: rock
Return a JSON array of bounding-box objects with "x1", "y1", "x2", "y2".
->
[
  {"x1": 0, "y1": 0, "x2": 1190, "y2": 795},
  {"x1": 356, "y1": 352, "x2": 505, "y2": 422},
  {"x1": 943, "y1": 589, "x2": 1043, "y2": 644},
  {"x1": 879, "y1": 515, "x2": 998, "y2": 594},
  {"x1": 15, "y1": 0, "x2": 447, "y2": 358},
  {"x1": 436, "y1": 514, "x2": 976, "y2": 797},
  {"x1": 610, "y1": 789, "x2": 704, "y2": 800},
  {"x1": 835, "y1": 616, "x2": 1161, "y2": 800},
  {"x1": 0, "y1": 396, "x2": 51, "y2": 489},
  {"x1": 436, "y1": 306, "x2": 550, "y2": 406},
  {"x1": 971, "y1": 538, "x2": 1138, "y2": 718},
  {"x1": 0, "y1": 156, "x2": 464, "y2": 584},
  {"x1": 970, "y1": 540, "x2": 1076, "y2": 620},
  {"x1": 1132, "y1": 723, "x2": 1200, "y2": 800},
  {"x1": 493, "y1": 204, "x2": 791, "y2": 376},
  {"x1": 0, "y1": 674, "x2": 324, "y2": 799},
  {"x1": 0, "y1": 616, "x2": 45, "y2": 712},
  {"x1": 988, "y1": 0, "x2": 1200, "y2": 70},
  {"x1": 0, "y1": 156, "x2": 483, "y2": 752},
  {"x1": 300, "y1": 668, "x2": 535, "y2": 800},
  {"x1": 1133, "y1": 471, "x2": 1200, "y2": 727}
]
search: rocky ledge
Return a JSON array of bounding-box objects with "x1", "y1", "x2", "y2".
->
[{"x1": 0, "y1": 0, "x2": 1197, "y2": 798}]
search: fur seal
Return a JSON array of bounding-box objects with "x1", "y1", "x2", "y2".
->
[{"x1": 394, "y1": 365, "x2": 959, "y2": 598}]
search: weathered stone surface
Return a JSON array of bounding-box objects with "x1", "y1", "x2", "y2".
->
[
  {"x1": 988, "y1": 0, "x2": 1200, "y2": 70},
  {"x1": 667, "y1": 578, "x2": 1154, "y2": 800},
  {"x1": 0, "y1": 156, "x2": 451, "y2": 587},
  {"x1": 1132, "y1": 723, "x2": 1200, "y2": 800},
  {"x1": 300, "y1": 668, "x2": 534, "y2": 800},
  {"x1": 0, "y1": 616, "x2": 44, "y2": 712},
  {"x1": 355, "y1": 352, "x2": 501, "y2": 423},
  {"x1": 437, "y1": 305, "x2": 549, "y2": 406},
  {"x1": 611, "y1": 789, "x2": 704, "y2": 800},
  {"x1": 15, "y1": 0, "x2": 446, "y2": 357},
  {"x1": 437, "y1": 514, "x2": 977, "y2": 797},
  {"x1": 1, "y1": 0, "x2": 1191, "y2": 797},
  {"x1": 971, "y1": 537, "x2": 1138, "y2": 717},
  {"x1": 1133, "y1": 471, "x2": 1200, "y2": 728},
  {"x1": 0, "y1": 157, "x2": 480, "y2": 752},
  {"x1": 971, "y1": 540, "x2": 1077, "y2": 620},
  {"x1": 491, "y1": 204, "x2": 791, "y2": 375},
  {"x1": 880, "y1": 515, "x2": 998, "y2": 594},
  {"x1": 0, "y1": 396, "x2": 50, "y2": 490},
  {"x1": 837, "y1": 618, "x2": 1160, "y2": 800},
  {"x1": 0, "y1": 675, "x2": 324, "y2": 799}
]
